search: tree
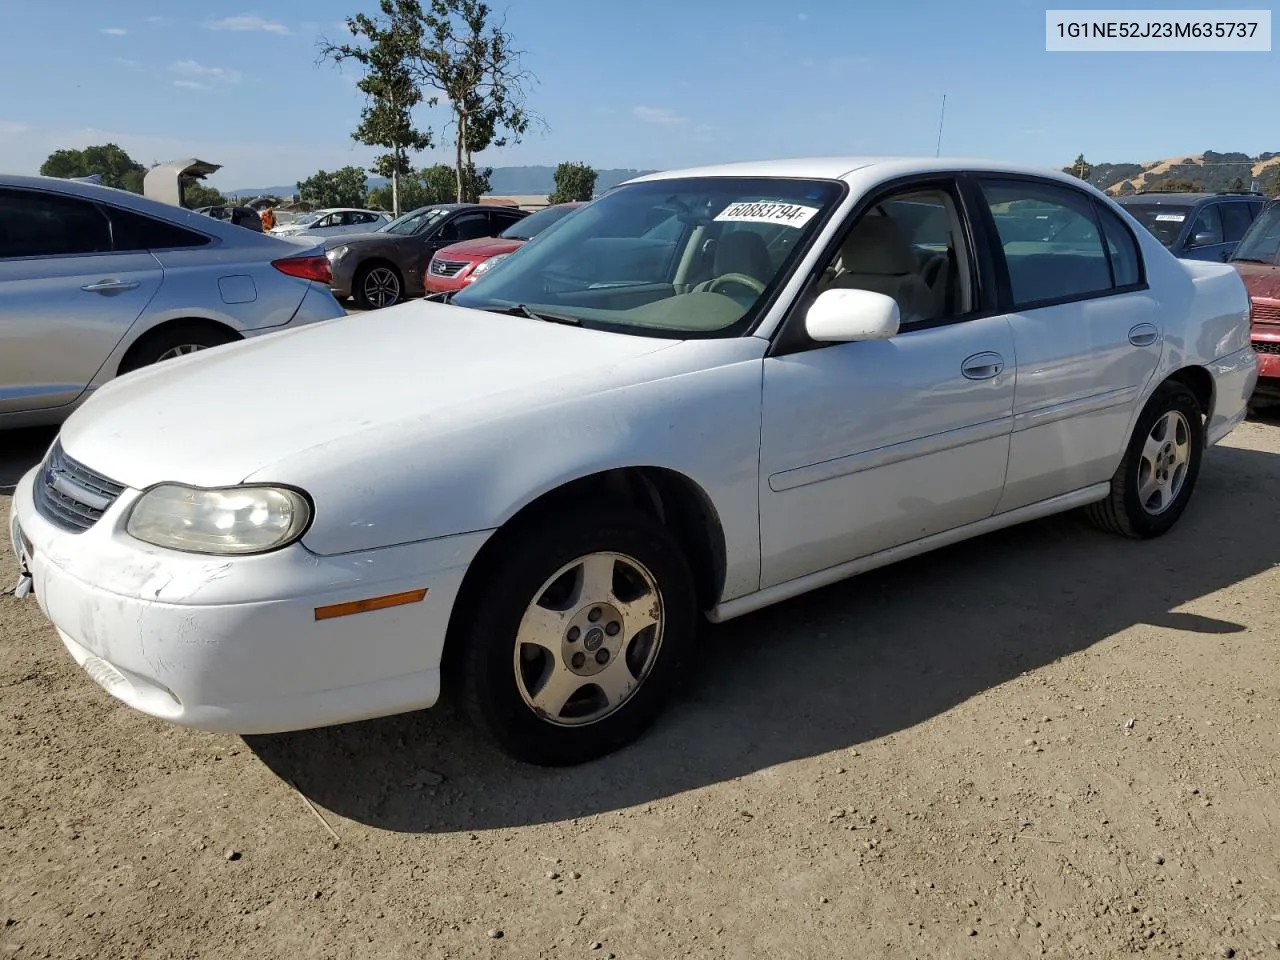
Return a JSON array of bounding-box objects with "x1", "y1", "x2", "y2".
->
[
  {"x1": 296, "y1": 167, "x2": 369, "y2": 208},
  {"x1": 367, "y1": 162, "x2": 457, "y2": 210},
  {"x1": 1068, "y1": 153, "x2": 1091, "y2": 182},
  {"x1": 320, "y1": 2, "x2": 434, "y2": 216},
  {"x1": 40, "y1": 143, "x2": 146, "y2": 193},
  {"x1": 1116, "y1": 180, "x2": 1136, "y2": 196},
  {"x1": 1259, "y1": 164, "x2": 1280, "y2": 198},
  {"x1": 181, "y1": 181, "x2": 226, "y2": 208},
  {"x1": 1229, "y1": 176, "x2": 1246, "y2": 193},
  {"x1": 547, "y1": 162, "x2": 596, "y2": 204},
  {"x1": 415, "y1": 0, "x2": 537, "y2": 202},
  {"x1": 1152, "y1": 179, "x2": 1202, "y2": 193}
]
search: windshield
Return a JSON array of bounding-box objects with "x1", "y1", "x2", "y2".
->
[
  {"x1": 378, "y1": 207, "x2": 450, "y2": 236},
  {"x1": 1119, "y1": 203, "x2": 1192, "y2": 247},
  {"x1": 450, "y1": 176, "x2": 844, "y2": 337},
  {"x1": 500, "y1": 204, "x2": 578, "y2": 241},
  {"x1": 292, "y1": 213, "x2": 322, "y2": 226},
  {"x1": 1230, "y1": 201, "x2": 1280, "y2": 264}
]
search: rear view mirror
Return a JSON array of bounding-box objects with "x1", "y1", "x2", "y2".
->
[{"x1": 805, "y1": 288, "x2": 901, "y2": 342}]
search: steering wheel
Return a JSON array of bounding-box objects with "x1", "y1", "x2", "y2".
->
[{"x1": 703, "y1": 272, "x2": 767, "y2": 297}]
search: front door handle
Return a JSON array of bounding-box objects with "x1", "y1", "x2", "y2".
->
[
  {"x1": 1128, "y1": 322, "x2": 1160, "y2": 347},
  {"x1": 961, "y1": 351, "x2": 1005, "y2": 380},
  {"x1": 81, "y1": 279, "x2": 140, "y2": 293}
]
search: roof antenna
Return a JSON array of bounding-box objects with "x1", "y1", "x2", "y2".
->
[{"x1": 935, "y1": 94, "x2": 947, "y2": 157}]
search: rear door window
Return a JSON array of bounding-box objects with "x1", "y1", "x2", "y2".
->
[{"x1": 1219, "y1": 201, "x2": 1255, "y2": 243}]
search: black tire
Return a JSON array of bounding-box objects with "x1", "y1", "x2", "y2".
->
[
  {"x1": 456, "y1": 507, "x2": 697, "y2": 766},
  {"x1": 119, "y1": 323, "x2": 238, "y2": 374},
  {"x1": 353, "y1": 261, "x2": 403, "y2": 310},
  {"x1": 1084, "y1": 380, "x2": 1204, "y2": 539}
]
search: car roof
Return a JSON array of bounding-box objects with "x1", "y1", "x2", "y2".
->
[
  {"x1": 1116, "y1": 192, "x2": 1261, "y2": 204},
  {"x1": 0, "y1": 173, "x2": 298, "y2": 248},
  {"x1": 622, "y1": 156, "x2": 1139, "y2": 193}
]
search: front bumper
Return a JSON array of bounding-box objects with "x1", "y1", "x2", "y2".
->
[
  {"x1": 1251, "y1": 327, "x2": 1280, "y2": 395},
  {"x1": 10, "y1": 467, "x2": 490, "y2": 734}
]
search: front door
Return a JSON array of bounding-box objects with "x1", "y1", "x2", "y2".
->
[
  {"x1": 0, "y1": 187, "x2": 162, "y2": 415},
  {"x1": 758, "y1": 178, "x2": 1016, "y2": 588},
  {"x1": 969, "y1": 175, "x2": 1164, "y2": 513}
]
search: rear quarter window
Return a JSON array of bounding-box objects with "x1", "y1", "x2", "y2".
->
[{"x1": 107, "y1": 207, "x2": 212, "y2": 251}]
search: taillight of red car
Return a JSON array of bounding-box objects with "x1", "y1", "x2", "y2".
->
[{"x1": 272, "y1": 255, "x2": 332, "y2": 284}]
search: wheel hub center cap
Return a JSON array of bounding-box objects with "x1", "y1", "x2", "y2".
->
[{"x1": 562, "y1": 603, "x2": 623, "y2": 677}]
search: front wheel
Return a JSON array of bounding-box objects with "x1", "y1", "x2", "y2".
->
[
  {"x1": 354, "y1": 263, "x2": 403, "y2": 309},
  {"x1": 456, "y1": 508, "x2": 697, "y2": 766},
  {"x1": 1084, "y1": 380, "x2": 1204, "y2": 538}
]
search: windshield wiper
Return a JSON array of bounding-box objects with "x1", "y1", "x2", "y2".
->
[{"x1": 498, "y1": 303, "x2": 581, "y2": 326}]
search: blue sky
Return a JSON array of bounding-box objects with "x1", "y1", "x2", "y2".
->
[{"x1": 0, "y1": 0, "x2": 1276, "y2": 191}]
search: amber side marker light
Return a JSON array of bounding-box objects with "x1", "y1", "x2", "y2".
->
[{"x1": 314, "y1": 588, "x2": 428, "y2": 621}]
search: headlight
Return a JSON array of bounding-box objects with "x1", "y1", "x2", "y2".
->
[
  {"x1": 126, "y1": 484, "x2": 312, "y2": 555},
  {"x1": 327, "y1": 245, "x2": 348, "y2": 261},
  {"x1": 468, "y1": 252, "x2": 511, "y2": 279}
]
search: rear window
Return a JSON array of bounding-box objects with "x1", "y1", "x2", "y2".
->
[
  {"x1": 1118, "y1": 203, "x2": 1191, "y2": 247},
  {"x1": 107, "y1": 207, "x2": 211, "y2": 251}
]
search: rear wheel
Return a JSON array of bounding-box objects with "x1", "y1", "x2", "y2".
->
[
  {"x1": 456, "y1": 508, "x2": 697, "y2": 766},
  {"x1": 1084, "y1": 380, "x2": 1204, "y2": 539},
  {"x1": 119, "y1": 323, "x2": 238, "y2": 374},
  {"x1": 354, "y1": 262, "x2": 403, "y2": 309}
]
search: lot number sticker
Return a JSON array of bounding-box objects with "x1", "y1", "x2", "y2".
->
[
  {"x1": 715, "y1": 201, "x2": 819, "y2": 228},
  {"x1": 1155, "y1": 213, "x2": 1186, "y2": 222}
]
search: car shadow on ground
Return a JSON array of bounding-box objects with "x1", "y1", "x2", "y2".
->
[
  {"x1": 247, "y1": 441, "x2": 1280, "y2": 834},
  {"x1": 0, "y1": 427, "x2": 56, "y2": 494}
]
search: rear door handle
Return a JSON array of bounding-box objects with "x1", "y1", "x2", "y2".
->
[
  {"x1": 81, "y1": 279, "x2": 140, "y2": 293},
  {"x1": 961, "y1": 351, "x2": 1005, "y2": 380},
  {"x1": 1128, "y1": 323, "x2": 1159, "y2": 347}
]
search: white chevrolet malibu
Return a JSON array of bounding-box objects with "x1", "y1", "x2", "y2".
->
[{"x1": 9, "y1": 158, "x2": 1258, "y2": 766}]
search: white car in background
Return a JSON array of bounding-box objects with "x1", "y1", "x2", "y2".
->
[
  {"x1": 9, "y1": 157, "x2": 1257, "y2": 767},
  {"x1": 270, "y1": 208, "x2": 390, "y2": 239}
]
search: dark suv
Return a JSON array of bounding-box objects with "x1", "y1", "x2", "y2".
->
[{"x1": 1115, "y1": 191, "x2": 1265, "y2": 262}]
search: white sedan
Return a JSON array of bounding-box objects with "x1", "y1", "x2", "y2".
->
[
  {"x1": 9, "y1": 157, "x2": 1258, "y2": 766},
  {"x1": 269, "y1": 207, "x2": 390, "y2": 239}
]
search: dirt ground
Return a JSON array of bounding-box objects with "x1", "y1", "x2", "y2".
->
[{"x1": 3, "y1": 417, "x2": 1280, "y2": 960}]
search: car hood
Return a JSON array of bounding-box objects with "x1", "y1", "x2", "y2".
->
[
  {"x1": 324, "y1": 231, "x2": 392, "y2": 248},
  {"x1": 1233, "y1": 261, "x2": 1280, "y2": 301},
  {"x1": 435, "y1": 236, "x2": 524, "y2": 261},
  {"x1": 58, "y1": 302, "x2": 682, "y2": 491}
]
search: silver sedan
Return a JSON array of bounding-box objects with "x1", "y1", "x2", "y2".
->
[{"x1": 0, "y1": 175, "x2": 346, "y2": 429}]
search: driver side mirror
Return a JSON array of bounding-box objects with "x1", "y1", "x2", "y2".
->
[
  {"x1": 804, "y1": 288, "x2": 901, "y2": 342},
  {"x1": 1190, "y1": 231, "x2": 1218, "y2": 248}
]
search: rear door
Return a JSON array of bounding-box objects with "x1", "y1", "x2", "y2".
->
[
  {"x1": 969, "y1": 175, "x2": 1162, "y2": 512},
  {"x1": 1219, "y1": 200, "x2": 1258, "y2": 260},
  {"x1": 0, "y1": 187, "x2": 162, "y2": 414}
]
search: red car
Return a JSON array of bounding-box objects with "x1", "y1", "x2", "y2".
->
[
  {"x1": 422, "y1": 202, "x2": 585, "y2": 293},
  {"x1": 1229, "y1": 197, "x2": 1280, "y2": 408}
]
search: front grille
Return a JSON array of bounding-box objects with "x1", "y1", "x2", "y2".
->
[
  {"x1": 1251, "y1": 299, "x2": 1280, "y2": 325},
  {"x1": 33, "y1": 440, "x2": 125, "y2": 533},
  {"x1": 1253, "y1": 341, "x2": 1280, "y2": 356},
  {"x1": 430, "y1": 258, "x2": 468, "y2": 278}
]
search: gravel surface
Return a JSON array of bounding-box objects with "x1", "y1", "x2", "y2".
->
[{"x1": 2, "y1": 418, "x2": 1280, "y2": 959}]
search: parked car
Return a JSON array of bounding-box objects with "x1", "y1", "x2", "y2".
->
[
  {"x1": 325, "y1": 203, "x2": 530, "y2": 309},
  {"x1": 1227, "y1": 196, "x2": 1280, "y2": 407},
  {"x1": 423, "y1": 202, "x2": 584, "y2": 293},
  {"x1": 195, "y1": 205, "x2": 264, "y2": 232},
  {"x1": 1115, "y1": 191, "x2": 1266, "y2": 262},
  {"x1": 0, "y1": 174, "x2": 345, "y2": 429},
  {"x1": 9, "y1": 158, "x2": 1256, "y2": 767},
  {"x1": 270, "y1": 207, "x2": 391, "y2": 240}
]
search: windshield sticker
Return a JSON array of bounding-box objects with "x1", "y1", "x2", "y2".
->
[
  {"x1": 1155, "y1": 213, "x2": 1186, "y2": 222},
  {"x1": 714, "y1": 201, "x2": 819, "y2": 228}
]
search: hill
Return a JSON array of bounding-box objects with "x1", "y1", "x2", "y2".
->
[
  {"x1": 1068, "y1": 150, "x2": 1280, "y2": 195},
  {"x1": 226, "y1": 165, "x2": 659, "y2": 200}
]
